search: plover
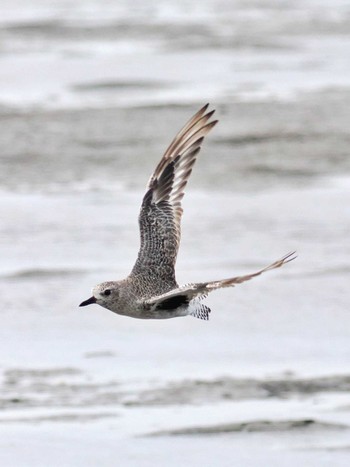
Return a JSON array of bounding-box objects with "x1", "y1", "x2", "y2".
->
[{"x1": 80, "y1": 104, "x2": 295, "y2": 320}]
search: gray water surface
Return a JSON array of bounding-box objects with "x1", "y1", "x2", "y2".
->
[{"x1": 1, "y1": 1, "x2": 350, "y2": 466}]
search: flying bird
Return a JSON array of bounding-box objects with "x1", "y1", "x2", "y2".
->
[{"x1": 80, "y1": 104, "x2": 295, "y2": 320}]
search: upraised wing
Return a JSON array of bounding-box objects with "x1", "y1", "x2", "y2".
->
[{"x1": 130, "y1": 104, "x2": 217, "y2": 286}]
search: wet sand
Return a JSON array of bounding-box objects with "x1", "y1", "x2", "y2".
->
[{"x1": 1, "y1": 0, "x2": 350, "y2": 465}]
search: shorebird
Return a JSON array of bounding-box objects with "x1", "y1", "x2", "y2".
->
[{"x1": 80, "y1": 104, "x2": 295, "y2": 320}]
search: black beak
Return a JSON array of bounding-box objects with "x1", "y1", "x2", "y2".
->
[{"x1": 79, "y1": 296, "x2": 97, "y2": 307}]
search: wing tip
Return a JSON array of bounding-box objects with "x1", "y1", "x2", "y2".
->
[{"x1": 280, "y1": 251, "x2": 298, "y2": 264}]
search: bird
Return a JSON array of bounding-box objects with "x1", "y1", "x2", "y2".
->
[{"x1": 79, "y1": 104, "x2": 296, "y2": 320}]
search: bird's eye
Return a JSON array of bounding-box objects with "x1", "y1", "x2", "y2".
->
[{"x1": 104, "y1": 289, "x2": 111, "y2": 296}]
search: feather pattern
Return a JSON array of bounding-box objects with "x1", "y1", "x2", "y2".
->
[
  {"x1": 130, "y1": 104, "x2": 218, "y2": 291},
  {"x1": 141, "y1": 252, "x2": 296, "y2": 319}
]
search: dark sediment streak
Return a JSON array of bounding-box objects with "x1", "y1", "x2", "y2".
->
[
  {"x1": 3, "y1": 368, "x2": 350, "y2": 411},
  {"x1": 149, "y1": 419, "x2": 348, "y2": 437}
]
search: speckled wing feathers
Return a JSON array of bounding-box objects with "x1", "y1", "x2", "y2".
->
[
  {"x1": 141, "y1": 252, "x2": 296, "y2": 319},
  {"x1": 130, "y1": 105, "x2": 217, "y2": 286}
]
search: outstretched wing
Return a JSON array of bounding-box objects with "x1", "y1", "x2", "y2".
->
[
  {"x1": 141, "y1": 252, "x2": 297, "y2": 317},
  {"x1": 130, "y1": 104, "x2": 218, "y2": 285}
]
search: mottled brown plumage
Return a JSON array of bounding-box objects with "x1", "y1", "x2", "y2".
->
[{"x1": 80, "y1": 105, "x2": 296, "y2": 320}]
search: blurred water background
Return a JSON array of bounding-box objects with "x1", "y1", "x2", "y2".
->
[{"x1": 1, "y1": 1, "x2": 350, "y2": 465}]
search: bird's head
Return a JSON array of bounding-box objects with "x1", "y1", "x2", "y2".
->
[{"x1": 79, "y1": 281, "x2": 120, "y2": 310}]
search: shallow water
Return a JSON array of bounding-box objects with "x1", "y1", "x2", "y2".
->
[{"x1": 1, "y1": 1, "x2": 350, "y2": 466}]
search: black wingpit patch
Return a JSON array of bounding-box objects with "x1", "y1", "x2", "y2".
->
[{"x1": 156, "y1": 295, "x2": 189, "y2": 310}]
